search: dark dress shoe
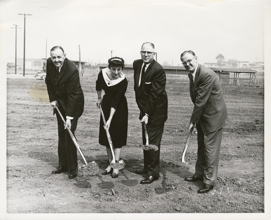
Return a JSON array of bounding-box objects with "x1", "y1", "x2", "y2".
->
[
  {"x1": 135, "y1": 169, "x2": 147, "y2": 175},
  {"x1": 68, "y1": 170, "x2": 78, "y2": 179},
  {"x1": 140, "y1": 176, "x2": 158, "y2": 184},
  {"x1": 52, "y1": 167, "x2": 68, "y2": 174},
  {"x1": 111, "y1": 172, "x2": 119, "y2": 178},
  {"x1": 68, "y1": 173, "x2": 77, "y2": 179},
  {"x1": 184, "y1": 176, "x2": 203, "y2": 182},
  {"x1": 197, "y1": 184, "x2": 213, "y2": 193}
]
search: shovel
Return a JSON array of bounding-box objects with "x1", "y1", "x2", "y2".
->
[
  {"x1": 142, "y1": 122, "x2": 158, "y2": 151},
  {"x1": 100, "y1": 107, "x2": 125, "y2": 170},
  {"x1": 181, "y1": 131, "x2": 192, "y2": 164},
  {"x1": 55, "y1": 106, "x2": 99, "y2": 175}
]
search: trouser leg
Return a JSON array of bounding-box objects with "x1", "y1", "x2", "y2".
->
[
  {"x1": 56, "y1": 105, "x2": 79, "y2": 173},
  {"x1": 195, "y1": 124, "x2": 205, "y2": 178},
  {"x1": 142, "y1": 123, "x2": 164, "y2": 178},
  {"x1": 203, "y1": 127, "x2": 223, "y2": 186},
  {"x1": 56, "y1": 109, "x2": 68, "y2": 168},
  {"x1": 65, "y1": 118, "x2": 79, "y2": 173}
]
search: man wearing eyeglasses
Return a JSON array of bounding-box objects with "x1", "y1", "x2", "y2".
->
[
  {"x1": 180, "y1": 50, "x2": 227, "y2": 193},
  {"x1": 133, "y1": 42, "x2": 168, "y2": 184}
]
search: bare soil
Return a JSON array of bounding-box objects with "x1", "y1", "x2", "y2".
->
[{"x1": 6, "y1": 69, "x2": 264, "y2": 215}]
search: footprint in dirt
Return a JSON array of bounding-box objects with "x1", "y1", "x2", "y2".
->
[
  {"x1": 97, "y1": 175, "x2": 114, "y2": 189},
  {"x1": 120, "y1": 170, "x2": 138, "y2": 187},
  {"x1": 154, "y1": 168, "x2": 176, "y2": 195},
  {"x1": 74, "y1": 180, "x2": 92, "y2": 188}
]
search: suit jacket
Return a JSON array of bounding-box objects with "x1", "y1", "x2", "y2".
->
[
  {"x1": 45, "y1": 58, "x2": 84, "y2": 118},
  {"x1": 189, "y1": 64, "x2": 227, "y2": 134},
  {"x1": 133, "y1": 59, "x2": 168, "y2": 126}
]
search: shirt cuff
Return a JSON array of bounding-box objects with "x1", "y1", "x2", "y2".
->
[{"x1": 66, "y1": 116, "x2": 73, "y2": 120}]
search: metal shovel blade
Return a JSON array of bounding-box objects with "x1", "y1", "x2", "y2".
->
[{"x1": 79, "y1": 161, "x2": 100, "y2": 176}]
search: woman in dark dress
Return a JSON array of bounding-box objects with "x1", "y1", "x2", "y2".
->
[{"x1": 96, "y1": 57, "x2": 128, "y2": 178}]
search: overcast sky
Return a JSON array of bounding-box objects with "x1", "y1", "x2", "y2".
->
[{"x1": 0, "y1": 0, "x2": 269, "y2": 65}]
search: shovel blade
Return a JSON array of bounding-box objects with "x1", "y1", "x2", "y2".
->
[{"x1": 80, "y1": 161, "x2": 99, "y2": 176}]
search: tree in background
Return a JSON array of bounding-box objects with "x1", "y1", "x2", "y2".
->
[
  {"x1": 216, "y1": 54, "x2": 225, "y2": 66},
  {"x1": 227, "y1": 59, "x2": 239, "y2": 67}
]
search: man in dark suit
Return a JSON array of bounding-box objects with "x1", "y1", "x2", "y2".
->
[
  {"x1": 180, "y1": 50, "x2": 227, "y2": 193},
  {"x1": 45, "y1": 46, "x2": 84, "y2": 179},
  {"x1": 133, "y1": 42, "x2": 168, "y2": 184}
]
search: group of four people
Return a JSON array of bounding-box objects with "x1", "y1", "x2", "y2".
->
[{"x1": 45, "y1": 42, "x2": 227, "y2": 194}]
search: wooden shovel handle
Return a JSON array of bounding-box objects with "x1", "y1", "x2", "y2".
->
[
  {"x1": 181, "y1": 132, "x2": 192, "y2": 164},
  {"x1": 100, "y1": 107, "x2": 116, "y2": 163},
  {"x1": 143, "y1": 122, "x2": 149, "y2": 145}
]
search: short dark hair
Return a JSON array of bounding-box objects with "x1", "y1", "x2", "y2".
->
[
  {"x1": 108, "y1": 57, "x2": 125, "y2": 69},
  {"x1": 50, "y1": 46, "x2": 65, "y2": 53},
  {"x1": 180, "y1": 50, "x2": 196, "y2": 59}
]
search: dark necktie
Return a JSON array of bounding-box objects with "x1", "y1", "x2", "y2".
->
[
  {"x1": 55, "y1": 67, "x2": 60, "y2": 84},
  {"x1": 139, "y1": 63, "x2": 147, "y2": 87},
  {"x1": 142, "y1": 63, "x2": 146, "y2": 75}
]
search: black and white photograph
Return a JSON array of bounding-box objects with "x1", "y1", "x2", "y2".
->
[{"x1": 0, "y1": 0, "x2": 270, "y2": 219}]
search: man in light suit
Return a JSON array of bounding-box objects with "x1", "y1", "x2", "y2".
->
[
  {"x1": 133, "y1": 42, "x2": 168, "y2": 184},
  {"x1": 45, "y1": 46, "x2": 84, "y2": 179},
  {"x1": 180, "y1": 50, "x2": 227, "y2": 193}
]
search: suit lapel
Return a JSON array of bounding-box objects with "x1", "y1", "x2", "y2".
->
[
  {"x1": 194, "y1": 64, "x2": 201, "y2": 86},
  {"x1": 190, "y1": 64, "x2": 201, "y2": 103}
]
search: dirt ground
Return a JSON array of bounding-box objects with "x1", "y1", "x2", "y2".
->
[{"x1": 5, "y1": 68, "x2": 265, "y2": 217}]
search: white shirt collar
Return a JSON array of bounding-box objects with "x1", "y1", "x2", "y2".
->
[{"x1": 102, "y1": 67, "x2": 125, "y2": 87}]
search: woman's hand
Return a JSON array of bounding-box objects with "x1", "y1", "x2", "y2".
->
[
  {"x1": 104, "y1": 119, "x2": 112, "y2": 130},
  {"x1": 96, "y1": 98, "x2": 102, "y2": 108}
]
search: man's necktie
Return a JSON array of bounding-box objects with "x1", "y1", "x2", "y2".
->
[
  {"x1": 138, "y1": 63, "x2": 146, "y2": 87},
  {"x1": 55, "y1": 67, "x2": 60, "y2": 84}
]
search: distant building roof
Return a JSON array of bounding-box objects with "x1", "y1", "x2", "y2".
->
[
  {"x1": 99, "y1": 64, "x2": 257, "y2": 73},
  {"x1": 211, "y1": 67, "x2": 257, "y2": 73}
]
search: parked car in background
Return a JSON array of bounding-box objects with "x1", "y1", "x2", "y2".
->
[{"x1": 35, "y1": 71, "x2": 46, "y2": 80}]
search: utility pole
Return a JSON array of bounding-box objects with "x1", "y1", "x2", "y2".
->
[
  {"x1": 110, "y1": 50, "x2": 113, "y2": 58},
  {"x1": 45, "y1": 38, "x2": 47, "y2": 59},
  {"x1": 18, "y1": 13, "x2": 32, "y2": 76},
  {"x1": 12, "y1": 24, "x2": 19, "y2": 75}
]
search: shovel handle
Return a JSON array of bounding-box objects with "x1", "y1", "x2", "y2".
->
[
  {"x1": 181, "y1": 132, "x2": 191, "y2": 164},
  {"x1": 55, "y1": 106, "x2": 88, "y2": 165},
  {"x1": 100, "y1": 107, "x2": 116, "y2": 163},
  {"x1": 143, "y1": 122, "x2": 149, "y2": 146}
]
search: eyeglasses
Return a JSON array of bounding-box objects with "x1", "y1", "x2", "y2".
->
[
  {"x1": 141, "y1": 51, "x2": 154, "y2": 55},
  {"x1": 182, "y1": 57, "x2": 195, "y2": 65}
]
